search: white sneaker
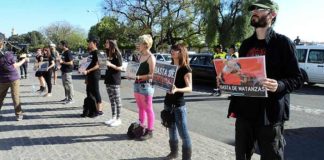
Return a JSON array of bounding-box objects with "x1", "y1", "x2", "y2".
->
[
  {"x1": 64, "y1": 100, "x2": 74, "y2": 105},
  {"x1": 16, "y1": 114, "x2": 23, "y2": 121},
  {"x1": 109, "y1": 119, "x2": 122, "y2": 127},
  {"x1": 44, "y1": 93, "x2": 52, "y2": 97},
  {"x1": 104, "y1": 117, "x2": 116, "y2": 125}
]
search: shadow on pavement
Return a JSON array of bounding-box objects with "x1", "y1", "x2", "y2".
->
[
  {"x1": 22, "y1": 101, "x2": 67, "y2": 105},
  {"x1": 0, "y1": 133, "x2": 129, "y2": 150},
  {"x1": 284, "y1": 127, "x2": 324, "y2": 160},
  {"x1": 0, "y1": 122, "x2": 102, "y2": 132},
  {"x1": 120, "y1": 157, "x2": 166, "y2": 160},
  {"x1": 23, "y1": 106, "x2": 80, "y2": 113},
  {"x1": 23, "y1": 113, "x2": 83, "y2": 120}
]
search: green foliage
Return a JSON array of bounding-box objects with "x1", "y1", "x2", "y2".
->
[
  {"x1": 88, "y1": 16, "x2": 140, "y2": 50},
  {"x1": 197, "y1": 0, "x2": 254, "y2": 48},
  {"x1": 102, "y1": 0, "x2": 204, "y2": 52},
  {"x1": 42, "y1": 21, "x2": 87, "y2": 51}
]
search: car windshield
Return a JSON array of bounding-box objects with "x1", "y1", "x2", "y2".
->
[{"x1": 164, "y1": 55, "x2": 172, "y2": 61}]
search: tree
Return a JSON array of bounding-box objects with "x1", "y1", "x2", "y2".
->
[
  {"x1": 42, "y1": 21, "x2": 87, "y2": 51},
  {"x1": 102, "y1": 0, "x2": 204, "y2": 52},
  {"x1": 23, "y1": 31, "x2": 46, "y2": 51},
  {"x1": 197, "y1": 0, "x2": 254, "y2": 48}
]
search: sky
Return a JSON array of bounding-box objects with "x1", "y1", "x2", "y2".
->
[{"x1": 1, "y1": 0, "x2": 324, "y2": 43}]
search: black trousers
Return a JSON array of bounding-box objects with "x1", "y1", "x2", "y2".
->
[
  {"x1": 43, "y1": 70, "x2": 53, "y2": 93},
  {"x1": 235, "y1": 118, "x2": 285, "y2": 160},
  {"x1": 86, "y1": 75, "x2": 101, "y2": 103}
]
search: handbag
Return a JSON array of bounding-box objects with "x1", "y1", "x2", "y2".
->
[{"x1": 160, "y1": 108, "x2": 175, "y2": 128}]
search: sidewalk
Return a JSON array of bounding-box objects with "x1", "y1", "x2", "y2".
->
[{"x1": 0, "y1": 69, "x2": 259, "y2": 160}]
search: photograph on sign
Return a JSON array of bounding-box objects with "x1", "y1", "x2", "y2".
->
[
  {"x1": 37, "y1": 61, "x2": 49, "y2": 71},
  {"x1": 78, "y1": 57, "x2": 91, "y2": 73},
  {"x1": 98, "y1": 53, "x2": 107, "y2": 70},
  {"x1": 125, "y1": 61, "x2": 140, "y2": 79},
  {"x1": 153, "y1": 62, "x2": 178, "y2": 91},
  {"x1": 214, "y1": 56, "x2": 267, "y2": 97}
]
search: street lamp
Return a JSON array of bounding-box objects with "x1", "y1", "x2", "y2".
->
[{"x1": 87, "y1": 10, "x2": 100, "y2": 23}]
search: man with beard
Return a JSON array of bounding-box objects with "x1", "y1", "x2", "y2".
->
[{"x1": 227, "y1": 0, "x2": 304, "y2": 159}]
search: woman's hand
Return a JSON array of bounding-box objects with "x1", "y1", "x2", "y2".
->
[
  {"x1": 168, "y1": 85, "x2": 178, "y2": 94},
  {"x1": 106, "y1": 60, "x2": 112, "y2": 67}
]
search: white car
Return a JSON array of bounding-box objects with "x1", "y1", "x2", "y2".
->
[
  {"x1": 296, "y1": 45, "x2": 324, "y2": 85},
  {"x1": 154, "y1": 53, "x2": 172, "y2": 64}
]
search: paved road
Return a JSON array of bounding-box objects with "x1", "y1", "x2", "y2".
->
[
  {"x1": 72, "y1": 71, "x2": 324, "y2": 160},
  {"x1": 0, "y1": 66, "x2": 261, "y2": 160}
]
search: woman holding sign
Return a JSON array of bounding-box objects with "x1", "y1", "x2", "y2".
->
[
  {"x1": 34, "y1": 48, "x2": 46, "y2": 93},
  {"x1": 104, "y1": 39, "x2": 123, "y2": 127},
  {"x1": 42, "y1": 47, "x2": 55, "y2": 97},
  {"x1": 134, "y1": 34, "x2": 156, "y2": 140},
  {"x1": 164, "y1": 44, "x2": 192, "y2": 160}
]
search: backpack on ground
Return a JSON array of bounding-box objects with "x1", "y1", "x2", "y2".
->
[
  {"x1": 80, "y1": 95, "x2": 97, "y2": 117},
  {"x1": 127, "y1": 122, "x2": 145, "y2": 139}
]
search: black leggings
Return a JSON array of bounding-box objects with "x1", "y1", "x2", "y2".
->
[
  {"x1": 86, "y1": 75, "x2": 101, "y2": 103},
  {"x1": 43, "y1": 70, "x2": 53, "y2": 93}
]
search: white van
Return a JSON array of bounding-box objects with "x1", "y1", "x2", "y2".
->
[{"x1": 296, "y1": 45, "x2": 324, "y2": 85}]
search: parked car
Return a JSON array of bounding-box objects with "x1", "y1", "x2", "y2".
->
[
  {"x1": 296, "y1": 45, "x2": 324, "y2": 85},
  {"x1": 189, "y1": 53, "x2": 216, "y2": 85},
  {"x1": 73, "y1": 53, "x2": 89, "y2": 70},
  {"x1": 154, "y1": 53, "x2": 172, "y2": 64},
  {"x1": 188, "y1": 51, "x2": 197, "y2": 61}
]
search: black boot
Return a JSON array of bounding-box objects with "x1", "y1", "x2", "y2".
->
[
  {"x1": 182, "y1": 147, "x2": 192, "y2": 160},
  {"x1": 166, "y1": 140, "x2": 178, "y2": 159},
  {"x1": 140, "y1": 129, "x2": 153, "y2": 140}
]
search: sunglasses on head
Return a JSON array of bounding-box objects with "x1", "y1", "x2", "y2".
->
[{"x1": 249, "y1": 6, "x2": 270, "y2": 12}]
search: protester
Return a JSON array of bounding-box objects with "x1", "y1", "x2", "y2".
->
[
  {"x1": 34, "y1": 48, "x2": 46, "y2": 93},
  {"x1": 17, "y1": 47, "x2": 29, "y2": 79},
  {"x1": 212, "y1": 44, "x2": 226, "y2": 96},
  {"x1": 164, "y1": 44, "x2": 193, "y2": 160},
  {"x1": 58, "y1": 40, "x2": 74, "y2": 104},
  {"x1": 42, "y1": 47, "x2": 55, "y2": 97},
  {"x1": 293, "y1": 36, "x2": 301, "y2": 45},
  {"x1": 83, "y1": 36, "x2": 103, "y2": 116},
  {"x1": 50, "y1": 43, "x2": 60, "y2": 85},
  {"x1": 0, "y1": 33, "x2": 26, "y2": 121},
  {"x1": 228, "y1": 1, "x2": 304, "y2": 159},
  {"x1": 213, "y1": 44, "x2": 227, "y2": 59},
  {"x1": 134, "y1": 34, "x2": 156, "y2": 140},
  {"x1": 103, "y1": 39, "x2": 123, "y2": 127},
  {"x1": 226, "y1": 44, "x2": 239, "y2": 59}
]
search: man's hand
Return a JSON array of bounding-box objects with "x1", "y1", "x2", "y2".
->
[{"x1": 262, "y1": 78, "x2": 278, "y2": 92}]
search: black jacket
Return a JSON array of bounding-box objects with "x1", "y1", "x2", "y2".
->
[{"x1": 228, "y1": 28, "x2": 304, "y2": 126}]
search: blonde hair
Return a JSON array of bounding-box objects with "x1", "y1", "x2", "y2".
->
[{"x1": 138, "y1": 34, "x2": 153, "y2": 49}]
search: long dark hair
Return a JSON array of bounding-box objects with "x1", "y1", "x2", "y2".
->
[
  {"x1": 171, "y1": 44, "x2": 189, "y2": 67},
  {"x1": 43, "y1": 47, "x2": 51, "y2": 59},
  {"x1": 106, "y1": 40, "x2": 121, "y2": 58}
]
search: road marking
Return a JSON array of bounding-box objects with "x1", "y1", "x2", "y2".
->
[{"x1": 291, "y1": 104, "x2": 324, "y2": 115}]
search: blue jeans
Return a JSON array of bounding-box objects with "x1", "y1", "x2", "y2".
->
[
  {"x1": 165, "y1": 105, "x2": 192, "y2": 149},
  {"x1": 133, "y1": 83, "x2": 154, "y2": 96}
]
